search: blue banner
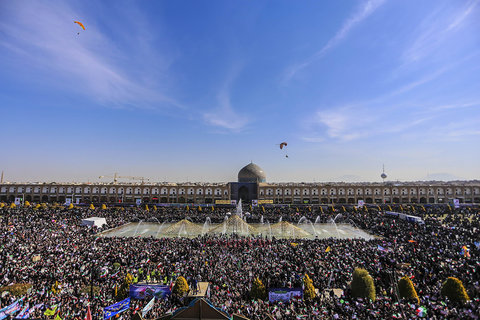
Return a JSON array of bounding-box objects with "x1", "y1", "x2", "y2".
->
[
  {"x1": 129, "y1": 284, "x2": 171, "y2": 300},
  {"x1": 268, "y1": 288, "x2": 303, "y2": 302},
  {"x1": 103, "y1": 297, "x2": 130, "y2": 320},
  {"x1": 0, "y1": 298, "x2": 23, "y2": 320}
]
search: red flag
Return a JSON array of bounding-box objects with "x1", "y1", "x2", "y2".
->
[{"x1": 85, "y1": 305, "x2": 92, "y2": 320}]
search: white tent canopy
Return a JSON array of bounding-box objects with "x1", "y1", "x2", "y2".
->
[{"x1": 81, "y1": 217, "x2": 107, "y2": 228}]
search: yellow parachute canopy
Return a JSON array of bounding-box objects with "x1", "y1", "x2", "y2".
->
[{"x1": 74, "y1": 21, "x2": 85, "y2": 30}]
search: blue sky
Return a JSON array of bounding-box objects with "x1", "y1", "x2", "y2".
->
[{"x1": 1, "y1": 0, "x2": 479, "y2": 183}]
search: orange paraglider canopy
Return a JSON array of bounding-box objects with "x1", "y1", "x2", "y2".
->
[
  {"x1": 279, "y1": 142, "x2": 287, "y2": 149},
  {"x1": 74, "y1": 21, "x2": 85, "y2": 30}
]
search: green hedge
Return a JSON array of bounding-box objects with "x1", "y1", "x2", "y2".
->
[
  {"x1": 441, "y1": 277, "x2": 469, "y2": 303},
  {"x1": 250, "y1": 277, "x2": 266, "y2": 300},
  {"x1": 172, "y1": 276, "x2": 189, "y2": 296},
  {"x1": 351, "y1": 268, "x2": 376, "y2": 301},
  {"x1": 398, "y1": 276, "x2": 419, "y2": 303},
  {"x1": 303, "y1": 274, "x2": 316, "y2": 300}
]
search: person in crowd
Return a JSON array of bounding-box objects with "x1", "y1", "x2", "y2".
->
[{"x1": 0, "y1": 203, "x2": 478, "y2": 319}]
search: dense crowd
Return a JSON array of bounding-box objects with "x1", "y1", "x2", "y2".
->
[{"x1": 0, "y1": 203, "x2": 479, "y2": 319}]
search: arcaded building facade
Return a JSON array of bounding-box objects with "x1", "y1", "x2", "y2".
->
[{"x1": 1, "y1": 163, "x2": 479, "y2": 205}]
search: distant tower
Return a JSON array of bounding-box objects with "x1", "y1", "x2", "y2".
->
[{"x1": 380, "y1": 165, "x2": 387, "y2": 183}]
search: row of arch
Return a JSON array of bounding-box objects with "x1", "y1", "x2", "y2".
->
[
  {"x1": 259, "y1": 186, "x2": 480, "y2": 197},
  {"x1": 0, "y1": 194, "x2": 224, "y2": 204},
  {"x1": 1, "y1": 186, "x2": 229, "y2": 196}
]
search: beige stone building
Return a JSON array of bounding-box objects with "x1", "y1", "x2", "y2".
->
[{"x1": 1, "y1": 163, "x2": 479, "y2": 205}]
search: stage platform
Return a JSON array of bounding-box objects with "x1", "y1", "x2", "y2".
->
[{"x1": 187, "y1": 282, "x2": 210, "y2": 298}]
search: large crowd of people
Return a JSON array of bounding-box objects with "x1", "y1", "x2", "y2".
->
[{"x1": 0, "y1": 203, "x2": 479, "y2": 319}]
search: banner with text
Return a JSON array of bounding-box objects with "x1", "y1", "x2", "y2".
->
[
  {"x1": 258, "y1": 200, "x2": 274, "y2": 204},
  {"x1": 268, "y1": 288, "x2": 303, "y2": 302},
  {"x1": 129, "y1": 284, "x2": 171, "y2": 300}
]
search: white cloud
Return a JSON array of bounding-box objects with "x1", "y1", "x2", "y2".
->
[
  {"x1": 284, "y1": 0, "x2": 386, "y2": 82},
  {"x1": 303, "y1": 97, "x2": 480, "y2": 144},
  {"x1": 203, "y1": 67, "x2": 249, "y2": 131},
  {"x1": 402, "y1": 1, "x2": 478, "y2": 64},
  {"x1": 0, "y1": 1, "x2": 179, "y2": 109}
]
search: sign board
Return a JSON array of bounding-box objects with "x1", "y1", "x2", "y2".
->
[
  {"x1": 215, "y1": 200, "x2": 231, "y2": 205},
  {"x1": 65, "y1": 198, "x2": 72, "y2": 205},
  {"x1": 14, "y1": 198, "x2": 22, "y2": 205},
  {"x1": 268, "y1": 288, "x2": 303, "y2": 302},
  {"x1": 258, "y1": 199, "x2": 274, "y2": 204},
  {"x1": 357, "y1": 200, "x2": 365, "y2": 207},
  {"x1": 135, "y1": 199, "x2": 142, "y2": 206},
  {"x1": 453, "y1": 199, "x2": 460, "y2": 208},
  {"x1": 251, "y1": 200, "x2": 258, "y2": 207},
  {"x1": 76, "y1": 198, "x2": 80, "y2": 205}
]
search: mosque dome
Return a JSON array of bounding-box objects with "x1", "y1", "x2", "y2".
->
[{"x1": 238, "y1": 163, "x2": 266, "y2": 183}]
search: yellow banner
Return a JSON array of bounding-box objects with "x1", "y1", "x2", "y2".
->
[
  {"x1": 258, "y1": 199, "x2": 273, "y2": 204},
  {"x1": 215, "y1": 200, "x2": 231, "y2": 205}
]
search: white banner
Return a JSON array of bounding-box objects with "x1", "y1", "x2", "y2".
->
[
  {"x1": 65, "y1": 198, "x2": 72, "y2": 205},
  {"x1": 136, "y1": 199, "x2": 142, "y2": 206},
  {"x1": 14, "y1": 197, "x2": 22, "y2": 205},
  {"x1": 76, "y1": 198, "x2": 80, "y2": 204},
  {"x1": 357, "y1": 200, "x2": 365, "y2": 207}
]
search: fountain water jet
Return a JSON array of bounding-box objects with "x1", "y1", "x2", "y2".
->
[
  {"x1": 156, "y1": 222, "x2": 165, "y2": 238},
  {"x1": 202, "y1": 217, "x2": 212, "y2": 235},
  {"x1": 133, "y1": 220, "x2": 143, "y2": 237}
]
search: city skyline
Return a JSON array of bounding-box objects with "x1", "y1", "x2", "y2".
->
[{"x1": 1, "y1": 0, "x2": 479, "y2": 183}]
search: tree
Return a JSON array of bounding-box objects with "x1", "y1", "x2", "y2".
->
[
  {"x1": 398, "y1": 276, "x2": 419, "y2": 303},
  {"x1": 303, "y1": 274, "x2": 316, "y2": 300},
  {"x1": 172, "y1": 276, "x2": 189, "y2": 297},
  {"x1": 351, "y1": 268, "x2": 376, "y2": 301},
  {"x1": 250, "y1": 277, "x2": 266, "y2": 300},
  {"x1": 441, "y1": 277, "x2": 470, "y2": 303},
  {"x1": 116, "y1": 273, "x2": 134, "y2": 300}
]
